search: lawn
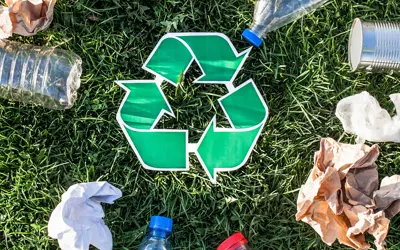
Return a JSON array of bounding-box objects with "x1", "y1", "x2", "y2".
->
[{"x1": 1, "y1": 0, "x2": 400, "y2": 249}]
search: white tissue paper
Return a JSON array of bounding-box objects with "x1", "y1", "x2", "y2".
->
[
  {"x1": 48, "y1": 182, "x2": 122, "y2": 250},
  {"x1": 336, "y1": 91, "x2": 400, "y2": 143}
]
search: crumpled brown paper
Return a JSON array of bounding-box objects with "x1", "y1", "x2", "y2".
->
[
  {"x1": 0, "y1": 0, "x2": 55, "y2": 39},
  {"x1": 296, "y1": 138, "x2": 400, "y2": 250}
]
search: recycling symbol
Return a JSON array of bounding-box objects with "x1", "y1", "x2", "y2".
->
[{"x1": 116, "y1": 33, "x2": 269, "y2": 183}]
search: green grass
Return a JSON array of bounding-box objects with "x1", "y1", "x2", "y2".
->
[{"x1": 1, "y1": 0, "x2": 400, "y2": 249}]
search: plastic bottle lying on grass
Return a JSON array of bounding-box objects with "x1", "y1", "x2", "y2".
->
[
  {"x1": 0, "y1": 40, "x2": 82, "y2": 109},
  {"x1": 242, "y1": 0, "x2": 329, "y2": 47},
  {"x1": 217, "y1": 232, "x2": 250, "y2": 250},
  {"x1": 138, "y1": 216, "x2": 173, "y2": 250}
]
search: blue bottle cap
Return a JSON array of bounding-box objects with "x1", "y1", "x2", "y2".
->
[
  {"x1": 242, "y1": 29, "x2": 263, "y2": 47},
  {"x1": 149, "y1": 216, "x2": 173, "y2": 233}
]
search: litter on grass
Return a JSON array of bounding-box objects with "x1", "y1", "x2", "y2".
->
[
  {"x1": 296, "y1": 138, "x2": 400, "y2": 250},
  {"x1": 336, "y1": 91, "x2": 400, "y2": 143},
  {"x1": 349, "y1": 18, "x2": 400, "y2": 72},
  {"x1": 242, "y1": 0, "x2": 329, "y2": 47},
  {"x1": 48, "y1": 182, "x2": 122, "y2": 250},
  {"x1": 0, "y1": 0, "x2": 55, "y2": 39}
]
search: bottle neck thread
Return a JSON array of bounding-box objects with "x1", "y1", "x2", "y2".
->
[{"x1": 148, "y1": 228, "x2": 170, "y2": 239}]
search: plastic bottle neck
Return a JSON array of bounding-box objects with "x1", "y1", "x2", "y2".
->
[
  {"x1": 148, "y1": 228, "x2": 170, "y2": 239},
  {"x1": 250, "y1": 23, "x2": 267, "y2": 39}
]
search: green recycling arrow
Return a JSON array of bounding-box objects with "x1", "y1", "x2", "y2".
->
[
  {"x1": 143, "y1": 33, "x2": 251, "y2": 85},
  {"x1": 116, "y1": 80, "x2": 188, "y2": 171},
  {"x1": 117, "y1": 33, "x2": 268, "y2": 183},
  {"x1": 196, "y1": 80, "x2": 268, "y2": 182}
]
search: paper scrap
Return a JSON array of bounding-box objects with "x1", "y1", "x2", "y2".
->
[
  {"x1": 0, "y1": 9, "x2": 13, "y2": 39},
  {"x1": 48, "y1": 182, "x2": 122, "y2": 250},
  {"x1": 374, "y1": 175, "x2": 400, "y2": 219},
  {"x1": 336, "y1": 91, "x2": 400, "y2": 143},
  {"x1": 296, "y1": 138, "x2": 400, "y2": 250},
  {"x1": 0, "y1": 0, "x2": 55, "y2": 39}
]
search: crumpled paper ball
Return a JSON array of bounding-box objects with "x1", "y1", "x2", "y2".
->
[
  {"x1": 336, "y1": 91, "x2": 400, "y2": 143},
  {"x1": 0, "y1": 0, "x2": 56, "y2": 39},
  {"x1": 296, "y1": 138, "x2": 400, "y2": 250},
  {"x1": 48, "y1": 182, "x2": 122, "y2": 250}
]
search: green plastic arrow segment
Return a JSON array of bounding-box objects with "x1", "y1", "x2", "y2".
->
[
  {"x1": 196, "y1": 80, "x2": 268, "y2": 183},
  {"x1": 143, "y1": 33, "x2": 251, "y2": 85},
  {"x1": 116, "y1": 80, "x2": 188, "y2": 171},
  {"x1": 116, "y1": 33, "x2": 269, "y2": 183},
  {"x1": 119, "y1": 81, "x2": 172, "y2": 130}
]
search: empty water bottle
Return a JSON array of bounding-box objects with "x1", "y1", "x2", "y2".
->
[
  {"x1": 242, "y1": 0, "x2": 329, "y2": 47},
  {"x1": 217, "y1": 232, "x2": 250, "y2": 250},
  {"x1": 138, "y1": 216, "x2": 173, "y2": 250},
  {"x1": 0, "y1": 40, "x2": 82, "y2": 109}
]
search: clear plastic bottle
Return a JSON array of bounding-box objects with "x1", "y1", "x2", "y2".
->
[
  {"x1": 242, "y1": 0, "x2": 329, "y2": 47},
  {"x1": 138, "y1": 216, "x2": 173, "y2": 250},
  {"x1": 217, "y1": 232, "x2": 250, "y2": 250},
  {"x1": 0, "y1": 40, "x2": 82, "y2": 109}
]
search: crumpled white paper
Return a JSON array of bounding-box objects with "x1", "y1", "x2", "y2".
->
[
  {"x1": 48, "y1": 182, "x2": 122, "y2": 250},
  {"x1": 336, "y1": 91, "x2": 400, "y2": 143}
]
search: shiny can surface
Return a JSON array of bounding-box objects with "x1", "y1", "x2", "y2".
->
[{"x1": 349, "y1": 18, "x2": 400, "y2": 72}]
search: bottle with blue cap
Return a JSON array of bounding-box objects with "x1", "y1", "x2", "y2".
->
[
  {"x1": 138, "y1": 216, "x2": 173, "y2": 250},
  {"x1": 242, "y1": 0, "x2": 329, "y2": 47}
]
